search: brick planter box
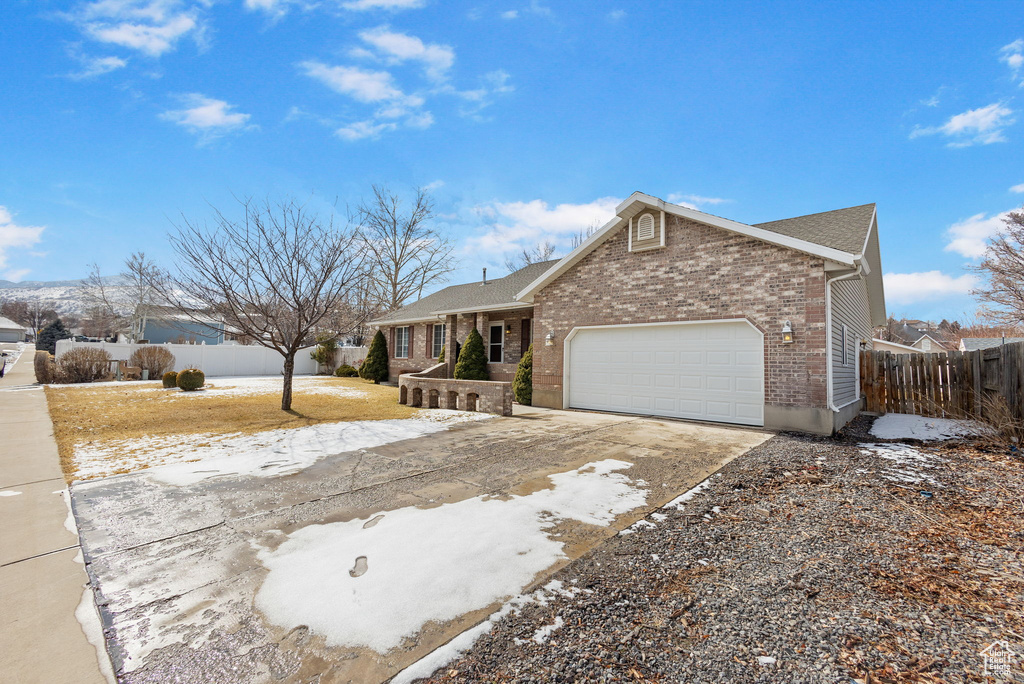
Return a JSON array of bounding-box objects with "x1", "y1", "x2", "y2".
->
[{"x1": 398, "y1": 364, "x2": 513, "y2": 416}]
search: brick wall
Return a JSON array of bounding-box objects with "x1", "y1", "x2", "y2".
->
[
  {"x1": 531, "y1": 215, "x2": 828, "y2": 411},
  {"x1": 385, "y1": 309, "x2": 533, "y2": 383}
]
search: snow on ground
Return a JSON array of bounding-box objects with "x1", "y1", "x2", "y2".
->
[
  {"x1": 48, "y1": 374, "x2": 365, "y2": 399},
  {"x1": 162, "y1": 376, "x2": 366, "y2": 399},
  {"x1": 73, "y1": 410, "x2": 491, "y2": 484},
  {"x1": 663, "y1": 474, "x2": 719, "y2": 509},
  {"x1": 859, "y1": 443, "x2": 943, "y2": 485},
  {"x1": 869, "y1": 413, "x2": 989, "y2": 441},
  {"x1": 0, "y1": 491, "x2": 22, "y2": 496},
  {"x1": 254, "y1": 459, "x2": 648, "y2": 659}
]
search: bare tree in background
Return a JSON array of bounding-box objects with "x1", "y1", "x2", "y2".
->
[
  {"x1": 357, "y1": 185, "x2": 456, "y2": 313},
  {"x1": 569, "y1": 222, "x2": 602, "y2": 250},
  {"x1": 157, "y1": 198, "x2": 365, "y2": 411},
  {"x1": 1, "y1": 300, "x2": 58, "y2": 335},
  {"x1": 81, "y1": 252, "x2": 161, "y2": 341},
  {"x1": 504, "y1": 241, "x2": 556, "y2": 273},
  {"x1": 973, "y1": 207, "x2": 1024, "y2": 326}
]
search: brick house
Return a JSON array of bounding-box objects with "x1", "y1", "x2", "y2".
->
[{"x1": 371, "y1": 192, "x2": 886, "y2": 434}]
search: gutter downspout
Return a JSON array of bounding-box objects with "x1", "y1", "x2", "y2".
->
[{"x1": 825, "y1": 268, "x2": 864, "y2": 414}]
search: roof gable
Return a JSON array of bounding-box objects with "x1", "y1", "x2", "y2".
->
[{"x1": 517, "y1": 192, "x2": 877, "y2": 303}]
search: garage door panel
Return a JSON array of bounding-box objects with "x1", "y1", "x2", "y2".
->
[{"x1": 568, "y1": 322, "x2": 764, "y2": 427}]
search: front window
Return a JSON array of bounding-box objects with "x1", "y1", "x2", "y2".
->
[
  {"x1": 489, "y1": 322, "x2": 504, "y2": 363},
  {"x1": 395, "y1": 326, "x2": 409, "y2": 359},
  {"x1": 432, "y1": 323, "x2": 446, "y2": 358}
]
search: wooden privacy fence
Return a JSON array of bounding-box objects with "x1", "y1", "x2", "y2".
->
[{"x1": 860, "y1": 341, "x2": 1024, "y2": 420}]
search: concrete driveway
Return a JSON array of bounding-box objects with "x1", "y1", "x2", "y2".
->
[{"x1": 72, "y1": 406, "x2": 770, "y2": 684}]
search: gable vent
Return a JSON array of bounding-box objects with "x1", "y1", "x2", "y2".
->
[{"x1": 637, "y1": 213, "x2": 655, "y2": 240}]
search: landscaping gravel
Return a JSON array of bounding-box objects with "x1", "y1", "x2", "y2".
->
[{"x1": 417, "y1": 416, "x2": 1024, "y2": 683}]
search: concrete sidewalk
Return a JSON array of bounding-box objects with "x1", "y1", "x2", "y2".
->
[{"x1": 0, "y1": 346, "x2": 112, "y2": 684}]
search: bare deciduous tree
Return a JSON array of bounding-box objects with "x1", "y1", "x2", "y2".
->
[
  {"x1": 569, "y1": 222, "x2": 602, "y2": 250},
  {"x1": 357, "y1": 185, "x2": 456, "y2": 313},
  {"x1": 157, "y1": 198, "x2": 365, "y2": 411},
  {"x1": 81, "y1": 252, "x2": 161, "y2": 342},
  {"x1": 1, "y1": 300, "x2": 58, "y2": 334},
  {"x1": 504, "y1": 241, "x2": 556, "y2": 273},
  {"x1": 974, "y1": 207, "x2": 1024, "y2": 326}
]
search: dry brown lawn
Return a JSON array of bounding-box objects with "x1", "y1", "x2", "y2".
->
[{"x1": 46, "y1": 376, "x2": 418, "y2": 482}]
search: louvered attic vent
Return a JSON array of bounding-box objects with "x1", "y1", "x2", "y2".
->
[{"x1": 637, "y1": 214, "x2": 655, "y2": 240}]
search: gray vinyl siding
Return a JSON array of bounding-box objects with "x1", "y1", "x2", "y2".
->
[{"x1": 830, "y1": 277, "x2": 871, "y2": 407}]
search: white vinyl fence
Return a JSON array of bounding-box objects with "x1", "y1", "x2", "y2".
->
[{"x1": 55, "y1": 340, "x2": 367, "y2": 378}]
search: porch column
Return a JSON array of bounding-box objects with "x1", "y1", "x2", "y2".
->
[{"x1": 445, "y1": 314, "x2": 457, "y2": 378}]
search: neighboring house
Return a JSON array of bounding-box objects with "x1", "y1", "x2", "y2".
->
[
  {"x1": 959, "y1": 337, "x2": 1024, "y2": 352},
  {"x1": 138, "y1": 306, "x2": 225, "y2": 345},
  {"x1": 373, "y1": 192, "x2": 886, "y2": 435},
  {"x1": 0, "y1": 316, "x2": 26, "y2": 343},
  {"x1": 888, "y1": 322, "x2": 947, "y2": 352},
  {"x1": 872, "y1": 337, "x2": 934, "y2": 355}
]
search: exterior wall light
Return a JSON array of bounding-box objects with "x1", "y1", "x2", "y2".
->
[
  {"x1": 781, "y1": 320, "x2": 794, "y2": 344},
  {"x1": 545, "y1": 331, "x2": 555, "y2": 346},
  {"x1": 505, "y1": 324, "x2": 512, "y2": 335}
]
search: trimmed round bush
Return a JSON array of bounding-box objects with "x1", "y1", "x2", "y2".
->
[
  {"x1": 162, "y1": 371, "x2": 178, "y2": 388},
  {"x1": 130, "y1": 346, "x2": 176, "y2": 378},
  {"x1": 176, "y1": 368, "x2": 205, "y2": 391},
  {"x1": 334, "y1": 364, "x2": 359, "y2": 377},
  {"x1": 56, "y1": 347, "x2": 112, "y2": 384}
]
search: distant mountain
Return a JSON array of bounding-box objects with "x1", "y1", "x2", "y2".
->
[{"x1": 0, "y1": 276, "x2": 120, "y2": 316}]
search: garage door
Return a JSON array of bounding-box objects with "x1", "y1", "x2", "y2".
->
[{"x1": 567, "y1": 321, "x2": 764, "y2": 426}]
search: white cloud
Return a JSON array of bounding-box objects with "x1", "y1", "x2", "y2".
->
[
  {"x1": 910, "y1": 102, "x2": 1016, "y2": 146},
  {"x1": 884, "y1": 271, "x2": 980, "y2": 305},
  {"x1": 943, "y1": 210, "x2": 1012, "y2": 258},
  {"x1": 69, "y1": 0, "x2": 204, "y2": 57},
  {"x1": 68, "y1": 54, "x2": 128, "y2": 79},
  {"x1": 301, "y1": 61, "x2": 409, "y2": 103},
  {"x1": 501, "y1": 10, "x2": 518, "y2": 19},
  {"x1": 1011, "y1": 183, "x2": 1024, "y2": 193},
  {"x1": 302, "y1": 61, "x2": 433, "y2": 138},
  {"x1": 606, "y1": 9, "x2": 626, "y2": 21},
  {"x1": 1001, "y1": 39, "x2": 1023, "y2": 82},
  {"x1": 335, "y1": 119, "x2": 397, "y2": 141},
  {"x1": 341, "y1": 0, "x2": 426, "y2": 10},
  {"x1": 160, "y1": 94, "x2": 254, "y2": 141},
  {"x1": 466, "y1": 197, "x2": 619, "y2": 256},
  {"x1": 666, "y1": 193, "x2": 730, "y2": 210},
  {"x1": 0, "y1": 206, "x2": 45, "y2": 279},
  {"x1": 357, "y1": 27, "x2": 454, "y2": 81},
  {"x1": 423, "y1": 180, "x2": 444, "y2": 191}
]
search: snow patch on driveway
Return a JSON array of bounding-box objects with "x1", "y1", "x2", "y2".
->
[
  {"x1": 254, "y1": 459, "x2": 648, "y2": 655},
  {"x1": 74, "y1": 410, "x2": 491, "y2": 484},
  {"x1": 869, "y1": 413, "x2": 988, "y2": 441}
]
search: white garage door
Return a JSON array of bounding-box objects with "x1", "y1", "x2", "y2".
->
[{"x1": 567, "y1": 321, "x2": 764, "y2": 426}]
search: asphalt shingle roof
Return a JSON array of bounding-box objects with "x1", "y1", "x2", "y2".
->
[
  {"x1": 960, "y1": 337, "x2": 1024, "y2": 351},
  {"x1": 753, "y1": 203, "x2": 875, "y2": 255},
  {"x1": 374, "y1": 260, "x2": 558, "y2": 323}
]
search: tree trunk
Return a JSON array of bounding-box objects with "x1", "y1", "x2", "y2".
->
[{"x1": 282, "y1": 352, "x2": 295, "y2": 411}]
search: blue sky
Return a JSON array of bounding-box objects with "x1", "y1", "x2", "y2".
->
[{"x1": 1, "y1": 0, "x2": 1022, "y2": 323}]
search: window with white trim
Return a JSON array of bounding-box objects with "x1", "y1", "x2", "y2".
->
[
  {"x1": 488, "y1": 322, "x2": 504, "y2": 363},
  {"x1": 395, "y1": 326, "x2": 410, "y2": 359},
  {"x1": 637, "y1": 213, "x2": 655, "y2": 240},
  {"x1": 432, "y1": 323, "x2": 446, "y2": 358},
  {"x1": 841, "y1": 324, "x2": 850, "y2": 366}
]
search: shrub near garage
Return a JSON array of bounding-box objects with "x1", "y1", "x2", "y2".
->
[
  {"x1": 176, "y1": 368, "x2": 205, "y2": 391},
  {"x1": 162, "y1": 371, "x2": 178, "y2": 388},
  {"x1": 334, "y1": 364, "x2": 359, "y2": 377}
]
